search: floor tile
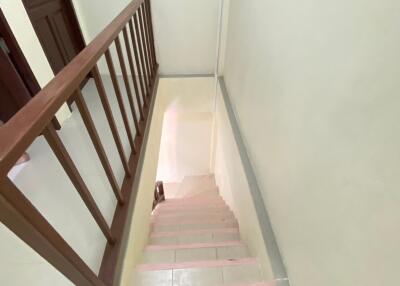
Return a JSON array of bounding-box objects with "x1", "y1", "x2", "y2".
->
[
  {"x1": 151, "y1": 236, "x2": 179, "y2": 245},
  {"x1": 141, "y1": 250, "x2": 175, "y2": 264},
  {"x1": 173, "y1": 267, "x2": 223, "y2": 286},
  {"x1": 222, "y1": 264, "x2": 262, "y2": 284},
  {"x1": 134, "y1": 270, "x2": 173, "y2": 286},
  {"x1": 178, "y1": 233, "x2": 213, "y2": 244},
  {"x1": 175, "y1": 248, "x2": 217, "y2": 262},
  {"x1": 217, "y1": 246, "x2": 249, "y2": 260},
  {"x1": 213, "y1": 232, "x2": 240, "y2": 242}
]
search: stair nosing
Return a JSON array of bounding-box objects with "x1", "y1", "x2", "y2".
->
[
  {"x1": 137, "y1": 257, "x2": 258, "y2": 271},
  {"x1": 145, "y1": 240, "x2": 244, "y2": 251},
  {"x1": 150, "y1": 227, "x2": 240, "y2": 238}
]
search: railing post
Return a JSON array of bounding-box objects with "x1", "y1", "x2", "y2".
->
[
  {"x1": 114, "y1": 36, "x2": 142, "y2": 137},
  {"x1": 0, "y1": 177, "x2": 106, "y2": 286},
  {"x1": 43, "y1": 125, "x2": 115, "y2": 243},
  {"x1": 143, "y1": 0, "x2": 155, "y2": 76},
  {"x1": 122, "y1": 26, "x2": 145, "y2": 120},
  {"x1": 92, "y1": 66, "x2": 132, "y2": 177},
  {"x1": 129, "y1": 18, "x2": 148, "y2": 107},
  {"x1": 104, "y1": 49, "x2": 136, "y2": 153},
  {"x1": 145, "y1": 0, "x2": 158, "y2": 73},
  {"x1": 74, "y1": 89, "x2": 125, "y2": 204},
  {"x1": 138, "y1": 5, "x2": 152, "y2": 85},
  {"x1": 133, "y1": 13, "x2": 150, "y2": 96}
]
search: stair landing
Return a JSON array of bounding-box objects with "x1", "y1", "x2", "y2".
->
[{"x1": 133, "y1": 179, "x2": 272, "y2": 286}]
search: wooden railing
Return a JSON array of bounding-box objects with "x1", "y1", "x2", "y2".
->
[
  {"x1": 153, "y1": 181, "x2": 166, "y2": 210},
  {"x1": 0, "y1": 0, "x2": 157, "y2": 285}
]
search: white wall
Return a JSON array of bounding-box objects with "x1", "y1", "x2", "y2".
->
[
  {"x1": 152, "y1": 0, "x2": 220, "y2": 75},
  {"x1": 0, "y1": 0, "x2": 71, "y2": 123},
  {"x1": 156, "y1": 77, "x2": 215, "y2": 183},
  {"x1": 72, "y1": 0, "x2": 221, "y2": 75},
  {"x1": 213, "y1": 81, "x2": 274, "y2": 280},
  {"x1": 221, "y1": 1, "x2": 400, "y2": 286}
]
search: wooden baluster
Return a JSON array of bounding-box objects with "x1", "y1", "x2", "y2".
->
[
  {"x1": 143, "y1": 0, "x2": 155, "y2": 75},
  {"x1": 133, "y1": 13, "x2": 150, "y2": 94},
  {"x1": 42, "y1": 125, "x2": 114, "y2": 243},
  {"x1": 114, "y1": 36, "x2": 141, "y2": 137},
  {"x1": 129, "y1": 18, "x2": 148, "y2": 108},
  {"x1": 138, "y1": 5, "x2": 152, "y2": 84},
  {"x1": 0, "y1": 177, "x2": 106, "y2": 286},
  {"x1": 104, "y1": 49, "x2": 136, "y2": 153},
  {"x1": 122, "y1": 26, "x2": 144, "y2": 121},
  {"x1": 74, "y1": 89, "x2": 124, "y2": 204},
  {"x1": 145, "y1": 0, "x2": 158, "y2": 73},
  {"x1": 92, "y1": 66, "x2": 131, "y2": 177}
]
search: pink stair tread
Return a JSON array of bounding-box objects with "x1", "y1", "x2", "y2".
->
[
  {"x1": 136, "y1": 180, "x2": 269, "y2": 285},
  {"x1": 137, "y1": 258, "x2": 259, "y2": 271},
  {"x1": 146, "y1": 240, "x2": 244, "y2": 251}
]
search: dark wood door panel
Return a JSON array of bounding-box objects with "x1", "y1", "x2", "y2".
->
[
  {"x1": 23, "y1": 0, "x2": 86, "y2": 75},
  {"x1": 0, "y1": 47, "x2": 31, "y2": 122}
]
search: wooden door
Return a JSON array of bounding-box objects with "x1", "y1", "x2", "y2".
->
[
  {"x1": 0, "y1": 8, "x2": 60, "y2": 128},
  {"x1": 22, "y1": 0, "x2": 86, "y2": 76},
  {"x1": 0, "y1": 43, "x2": 31, "y2": 122}
]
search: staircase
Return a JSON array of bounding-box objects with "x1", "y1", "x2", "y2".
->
[{"x1": 133, "y1": 180, "x2": 272, "y2": 286}]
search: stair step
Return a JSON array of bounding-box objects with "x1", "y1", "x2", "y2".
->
[
  {"x1": 155, "y1": 204, "x2": 228, "y2": 212},
  {"x1": 162, "y1": 196, "x2": 224, "y2": 204},
  {"x1": 226, "y1": 283, "x2": 274, "y2": 286},
  {"x1": 150, "y1": 229, "x2": 240, "y2": 245},
  {"x1": 151, "y1": 213, "x2": 235, "y2": 223},
  {"x1": 150, "y1": 227, "x2": 239, "y2": 238},
  {"x1": 153, "y1": 208, "x2": 233, "y2": 218},
  {"x1": 137, "y1": 258, "x2": 258, "y2": 271},
  {"x1": 146, "y1": 241, "x2": 244, "y2": 251},
  {"x1": 141, "y1": 244, "x2": 250, "y2": 264},
  {"x1": 152, "y1": 220, "x2": 238, "y2": 232},
  {"x1": 154, "y1": 208, "x2": 232, "y2": 217},
  {"x1": 134, "y1": 259, "x2": 266, "y2": 286},
  {"x1": 151, "y1": 216, "x2": 236, "y2": 226}
]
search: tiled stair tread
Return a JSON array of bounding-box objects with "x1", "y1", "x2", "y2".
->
[
  {"x1": 161, "y1": 197, "x2": 225, "y2": 203},
  {"x1": 141, "y1": 245, "x2": 250, "y2": 264},
  {"x1": 153, "y1": 209, "x2": 234, "y2": 217},
  {"x1": 146, "y1": 241, "x2": 244, "y2": 251},
  {"x1": 225, "y1": 283, "x2": 274, "y2": 286},
  {"x1": 154, "y1": 209, "x2": 233, "y2": 217},
  {"x1": 152, "y1": 222, "x2": 239, "y2": 233},
  {"x1": 152, "y1": 214, "x2": 235, "y2": 223},
  {"x1": 137, "y1": 258, "x2": 259, "y2": 271},
  {"x1": 137, "y1": 179, "x2": 265, "y2": 286},
  {"x1": 134, "y1": 262, "x2": 266, "y2": 286},
  {"x1": 155, "y1": 205, "x2": 228, "y2": 212},
  {"x1": 150, "y1": 231, "x2": 240, "y2": 245},
  {"x1": 151, "y1": 217, "x2": 237, "y2": 226},
  {"x1": 164, "y1": 197, "x2": 223, "y2": 204},
  {"x1": 160, "y1": 200, "x2": 226, "y2": 205},
  {"x1": 150, "y1": 227, "x2": 240, "y2": 238}
]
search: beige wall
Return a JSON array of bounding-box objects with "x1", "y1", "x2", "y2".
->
[
  {"x1": 156, "y1": 77, "x2": 215, "y2": 183},
  {"x1": 152, "y1": 0, "x2": 220, "y2": 75},
  {"x1": 0, "y1": 0, "x2": 71, "y2": 123},
  {"x1": 213, "y1": 81, "x2": 274, "y2": 280},
  {"x1": 222, "y1": 0, "x2": 400, "y2": 286},
  {"x1": 119, "y1": 77, "x2": 215, "y2": 285}
]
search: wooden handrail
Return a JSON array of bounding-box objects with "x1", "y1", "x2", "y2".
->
[
  {"x1": 0, "y1": 0, "x2": 143, "y2": 177},
  {"x1": 0, "y1": 0, "x2": 158, "y2": 285}
]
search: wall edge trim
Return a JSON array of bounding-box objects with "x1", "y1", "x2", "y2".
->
[{"x1": 218, "y1": 76, "x2": 289, "y2": 285}]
